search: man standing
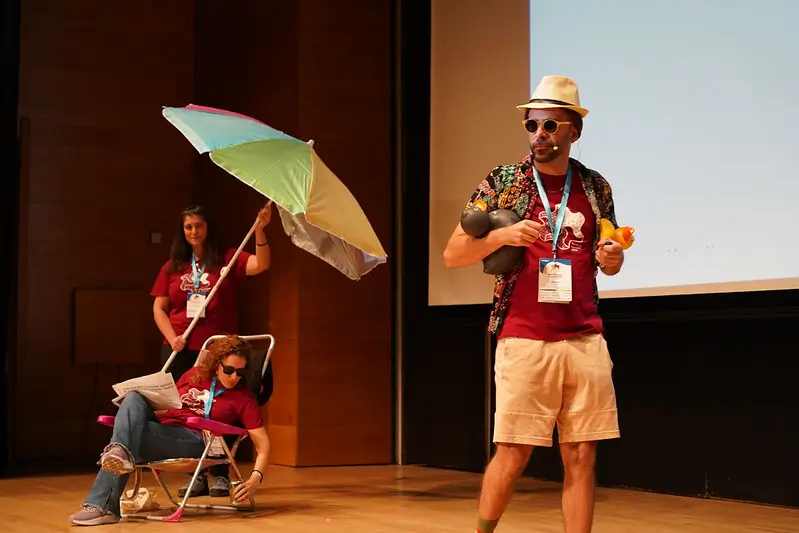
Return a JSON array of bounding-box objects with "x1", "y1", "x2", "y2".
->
[{"x1": 443, "y1": 76, "x2": 625, "y2": 533}]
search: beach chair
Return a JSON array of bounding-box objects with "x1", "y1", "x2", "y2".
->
[{"x1": 96, "y1": 333, "x2": 275, "y2": 522}]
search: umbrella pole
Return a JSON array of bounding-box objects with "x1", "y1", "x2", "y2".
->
[{"x1": 160, "y1": 217, "x2": 262, "y2": 373}]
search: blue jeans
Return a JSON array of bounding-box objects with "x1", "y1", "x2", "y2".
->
[{"x1": 83, "y1": 392, "x2": 205, "y2": 517}]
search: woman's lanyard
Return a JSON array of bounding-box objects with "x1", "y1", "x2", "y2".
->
[
  {"x1": 532, "y1": 164, "x2": 573, "y2": 259},
  {"x1": 191, "y1": 255, "x2": 205, "y2": 291},
  {"x1": 204, "y1": 376, "x2": 226, "y2": 419}
]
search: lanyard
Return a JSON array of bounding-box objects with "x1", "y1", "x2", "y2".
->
[
  {"x1": 532, "y1": 164, "x2": 573, "y2": 258},
  {"x1": 204, "y1": 376, "x2": 226, "y2": 419},
  {"x1": 191, "y1": 255, "x2": 205, "y2": 291}
]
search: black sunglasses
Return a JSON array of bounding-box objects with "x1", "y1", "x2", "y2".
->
[{"x1": 220, "y1": 364, "x2": 247, "y2": 378}]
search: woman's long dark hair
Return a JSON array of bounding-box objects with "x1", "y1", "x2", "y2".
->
[{"x1": 168, "y1": 205, "x2": 223, "y2": 274}]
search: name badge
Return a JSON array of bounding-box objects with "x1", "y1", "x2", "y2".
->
[
  {"x1": 186, "y1": 292, "x2": 207, "y2": 318},
  {"x1": 538, "y1": 258, "x2": 572, "y2": 303}
]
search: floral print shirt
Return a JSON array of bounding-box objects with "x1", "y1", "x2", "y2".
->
[{"x1": 465, "y1": 155, "x2": 618, "y2": 334}]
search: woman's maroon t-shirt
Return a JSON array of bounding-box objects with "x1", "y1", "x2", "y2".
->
[
  {"x1": 151, "y1": 248, "x2": 251, "y2": 350},
  {"x1": 157, "y1": 367, "x2": 263, "y2": 431}
]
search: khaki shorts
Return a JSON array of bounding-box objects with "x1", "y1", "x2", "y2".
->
[{"x1": 493, "y1": 333, "x2": 620, "y2": 447}]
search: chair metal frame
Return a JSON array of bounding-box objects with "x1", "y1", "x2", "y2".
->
[{"x1": 97, "y1": 333, "x2": 275, "y2": 523}]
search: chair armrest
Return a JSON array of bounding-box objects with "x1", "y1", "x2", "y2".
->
[
  {"x1": 185, "y1": 417, "x2": 248, "y2": 436},
  {"x1": 97, "y1": 415, "x2": 116, "y2": 427}
]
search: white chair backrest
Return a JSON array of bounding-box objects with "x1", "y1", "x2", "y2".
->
[{"x1": 195, "y1": 334, "x2": 276, "y2": 379}]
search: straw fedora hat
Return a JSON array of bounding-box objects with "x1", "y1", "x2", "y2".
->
[{"x1": 516, "y1": 75, "x2": 589, "y2": 117}]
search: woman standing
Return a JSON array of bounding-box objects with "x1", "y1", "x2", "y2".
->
[{"x1": 150, "y1": 203, "x2": 271, "y2": 497}]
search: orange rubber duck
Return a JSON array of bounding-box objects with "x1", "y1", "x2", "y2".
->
[{"x1": 599, "y1": 218, "x2": 635, "y2": 250}]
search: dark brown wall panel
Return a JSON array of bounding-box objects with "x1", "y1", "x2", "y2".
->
[{"x1": 15, "y1": 0, "x2": 195, "y2": 461}]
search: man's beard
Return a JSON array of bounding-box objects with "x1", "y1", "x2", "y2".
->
[{"x1": 531, "y1": 143, "x2": 560, "y2": 163}]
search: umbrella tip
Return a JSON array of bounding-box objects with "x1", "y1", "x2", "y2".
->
[{"x1": 307, "y1": 139, "x2": 314, "y2": 147}]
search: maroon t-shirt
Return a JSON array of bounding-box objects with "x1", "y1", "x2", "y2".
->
[
  {"x1": 498, "y1": 171, "x2": 603, "y2": 342},
  {"x1": 151, "y1": 248, "x2": 251, "y2": 350},
  {"x1": 157, "y1": 367, "x2": 263, "y2": 431}
]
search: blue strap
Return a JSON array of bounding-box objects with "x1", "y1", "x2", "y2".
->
[
  {"x1": 204, "y1": 376, "x2": 226, "y2": 419},
  {"x1": 191, "y1": 255, "x2": 205, "y2": 291},
  {"x1": 532, "y1": 164, "x2": 573, "y2": 258}
]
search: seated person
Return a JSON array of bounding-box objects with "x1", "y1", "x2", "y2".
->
[
  {"x1": 179, "y1": 341, "x2": 275, "y2": 499},
  {"x1": 68, "y1": 335, "x2": 270, "y2": 526}
]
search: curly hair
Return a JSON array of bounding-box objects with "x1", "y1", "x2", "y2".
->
[{"x1": 191, "y1": 335, "x2": 252, "y2": 385}]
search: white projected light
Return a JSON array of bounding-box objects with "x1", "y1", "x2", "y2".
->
[{"x1": 530, "y1": 0, "x2": 799, "y2": 298}]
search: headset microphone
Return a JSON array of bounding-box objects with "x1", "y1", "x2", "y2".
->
[{"x1": 552, "y1": 145, "x2": 559, "y2": 151}]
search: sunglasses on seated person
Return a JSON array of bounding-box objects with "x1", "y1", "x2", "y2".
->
[{"x1": 220, "y1": 363, "x2": 247, "y2": 378}]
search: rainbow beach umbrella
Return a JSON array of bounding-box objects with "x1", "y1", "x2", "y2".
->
[{"x1": 162, "y1": 104, "x2": 387, "y2": 281}]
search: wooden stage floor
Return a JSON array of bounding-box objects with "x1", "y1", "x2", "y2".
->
[{"x1": 1, "y1": 464, "x2": 797, "y2": 532}]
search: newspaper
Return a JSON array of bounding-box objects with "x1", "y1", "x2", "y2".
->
[{"x1": 112, "y1": 371, "x2": 183, "y2": 410}]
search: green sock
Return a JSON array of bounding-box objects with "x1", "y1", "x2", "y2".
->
[{"x1": 476, "y1": 517, "x2": 499, "y2": 533}]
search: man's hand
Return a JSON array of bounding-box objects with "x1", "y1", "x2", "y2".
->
[
  {"x1": 596, "y1": 239, "x2": 624, "y2": 274},
  {"x1": 443, "y1": 219, "x2": 543, "y2": 268},
  {"x1": 497, "y1": 220, "x2": 545, "y2": 247}
]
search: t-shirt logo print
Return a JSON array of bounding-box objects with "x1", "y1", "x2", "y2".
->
[
  {"x1": 179, "y1": 271, "x2": 211, "y2": 294},
  {"x1": 180, "y1": 387, "x2": 208, "y2": 417},
  {"x1": 538, "y1": 203, "x2": 586, "y2": 252}
]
